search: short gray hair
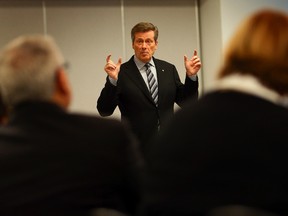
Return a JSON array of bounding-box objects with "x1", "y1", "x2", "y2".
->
[{"x1": 0, "y1": 34, "x2": 65, "y2": 106}]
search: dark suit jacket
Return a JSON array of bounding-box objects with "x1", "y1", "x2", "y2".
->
[
  {"x1": 0, "y1": 101, "x2": 142, "y2": 216},
  {"x1": 97, "y1": 56, "x2": 198, "y2": 153},
  {"x1": 140, "y1": 90, "x2": 288, "y2": 216}
]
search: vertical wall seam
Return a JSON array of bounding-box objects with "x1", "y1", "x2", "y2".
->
[
  {"x1": 194, "y1": 0, "x2": 204, "y2": 92},
  {"x1": 120, "y1": 0, "x2": 126, "y2": 60},
  {"x1": 42, "y1": 0, "x2": 47, "y2": 35}
]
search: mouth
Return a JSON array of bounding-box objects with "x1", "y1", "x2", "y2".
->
[{"x1": 141, "y1": 52, "x2": 149, "y2": 56}]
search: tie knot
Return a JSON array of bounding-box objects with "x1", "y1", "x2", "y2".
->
[{"x1": 145, "y1": 63, "x2": 151, "y2": 70}]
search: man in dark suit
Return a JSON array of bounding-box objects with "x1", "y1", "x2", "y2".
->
[
  {"x1": 0, "y1": 34, "x2": 142, "y2": 216},
  {"x1": 97, "y1": 22, "x2": 201, "y2": 154}
]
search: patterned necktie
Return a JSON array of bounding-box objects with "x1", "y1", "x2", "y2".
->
[{"x1": 145, "y1": 63, "x2": 158, "y2": 106}]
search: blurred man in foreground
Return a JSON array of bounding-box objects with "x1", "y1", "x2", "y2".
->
[{"x1": 0, "y1": 34, "x2": 142, "y2": 216}]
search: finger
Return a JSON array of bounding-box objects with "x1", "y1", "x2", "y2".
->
[
  {"x1": 193, "y1": 50, "x2": 197, "y2": 56},
  {"x1": 192, "y1": 56, "x2": 201, "y2": 62},
  {"x1": 104, "y1": 63, "x2": 115, "y2": 70},
  {"x1": 107, "y1": 65, "x2": 116, "y2": 70},
  {"x1": 117, "y1": 58, "x2": 122, "y2": 65},
  {"x1": 184, "y1": 55, "x2": 188, "y2": 62},
  {"x1": 106, "y1": 54, "x2": 112, "y2": 63}
]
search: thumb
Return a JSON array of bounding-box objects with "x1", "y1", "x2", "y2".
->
[{"x1": 117, "y1": 58, "x2": 122, "y2": 65}]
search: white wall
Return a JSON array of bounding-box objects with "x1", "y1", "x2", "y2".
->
[
  {"x1": 199, "y1": 0, "x2": 288, "y2": 91},
  {"x1": 198, "y1": 0, "x2": 223, "y2": 91},
  {"x1": 220, "y1": 0, "x2": 288, "y2": 46}
]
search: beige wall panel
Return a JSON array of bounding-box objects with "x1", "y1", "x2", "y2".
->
[
  {"x1": 124, "y1": 0, "x2": 200, "y2": 88},
  {"x1": 0, "y1": 1, "x2": 43, "y2": 48},
  {"x1": 45, "y1": 0, "x2": 122, "y2": 116},
  {"x1": 198, "y1": 0, "x2": 223, "y2": 90}
]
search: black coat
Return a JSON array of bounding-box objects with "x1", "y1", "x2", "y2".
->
[
  {"x1": 0, "y1": 101, "x2": 142, "y2": 216},
  {"x1": 140, "y1": 90, "x2": 288, "y2": 216}
]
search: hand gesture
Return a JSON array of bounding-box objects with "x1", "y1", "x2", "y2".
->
[
  {"x1": 104, "y1": 54, "x2": 122, "y2": 80},
  {"x1": 184, "y1": 50, "x2": 202, "y2": 76}
]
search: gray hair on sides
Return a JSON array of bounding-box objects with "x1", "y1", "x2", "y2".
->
[{"x1": 0, "y1": 34, "x2": 65, "y2": 106}]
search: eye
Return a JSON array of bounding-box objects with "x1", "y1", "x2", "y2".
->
[
  {"x1": 145, "y1": 40, "x2": 153, "y2": 45},
  {"x1": 136, "y1": 39, "x2": 144, "y2": 45}
]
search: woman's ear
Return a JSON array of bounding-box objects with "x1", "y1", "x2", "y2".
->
[{"x1": 52, "y1": 68, "x2": 72, "y2": 109}]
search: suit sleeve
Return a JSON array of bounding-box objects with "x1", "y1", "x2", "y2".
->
[
  {"x1": 96, "y1": 76, "x2": 118, "y2": 116},
  {"x1": 174, "y1": 66, "x2": 199, "y2": 107},
  {"x1": 184, "y1": 75, "x2": 199, "y2": 101}
]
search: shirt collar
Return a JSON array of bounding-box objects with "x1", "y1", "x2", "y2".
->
[{"x1": 134, "y1": 55, "x2": 155, "y2": 70}]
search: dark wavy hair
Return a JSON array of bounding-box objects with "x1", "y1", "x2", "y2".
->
[{"x1": 131, "y1": 22, "x2": 159, "y2": 42}]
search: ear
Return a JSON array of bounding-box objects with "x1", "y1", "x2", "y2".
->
[
  {"x1": 132, "y1": 41, "x2": 135, "y2": 50},
  {"x1": 52, "y1": 68, "x2": 71, "y2": 109},
  {"x1": 155, "y1": 40, "x2": 158, "y2": 49}
]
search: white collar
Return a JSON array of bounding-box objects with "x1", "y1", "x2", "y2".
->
[{"x1": 208, "y1": 74, "x2": 288, "y2": 106}]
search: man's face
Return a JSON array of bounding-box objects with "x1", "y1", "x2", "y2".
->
[{"x1": 132, "y1": 30, "x2": 158, "y2": 63}]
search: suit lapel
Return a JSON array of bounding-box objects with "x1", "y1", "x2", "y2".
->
[{"x1": 123, "y1": 57, "x2": 154, "y2": 103}]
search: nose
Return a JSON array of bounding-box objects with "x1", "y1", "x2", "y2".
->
[{"x1": 142, "y1": 42, "x2": 148, "y2": 48}]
